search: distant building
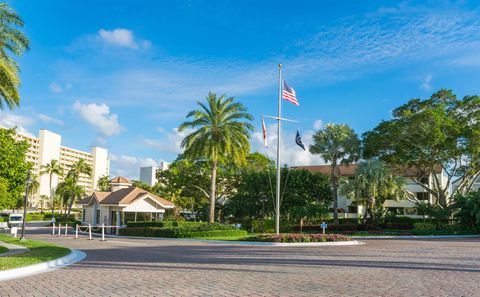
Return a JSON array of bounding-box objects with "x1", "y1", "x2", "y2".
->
[
  {"x1": 4, "y1": 128, "x2": 110, "y2": 208},
  {"x1": 139, "y1": 161, "x2": 169, "y2": 186},
  {"x1": 293, "y1": 164, "x2": 447, "y2": 218}
]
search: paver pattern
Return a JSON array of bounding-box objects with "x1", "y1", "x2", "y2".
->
[{"x1": 1, "y1": 231, "x2": 479, "y2": 296}]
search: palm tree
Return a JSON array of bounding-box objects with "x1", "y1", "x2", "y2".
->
[
  {"x1": 65, "y1": 159, "x2": 92, "y2": 218},
  {"x1": 0, "y1": 3, "x2": 29, "y2": 110},
  {"x1": 56, "y1": 176, "x2": 85, "y2": 220},
  {"x1": 309, "y1": 123, "x2": 361, "y2": 224},
  {"x1": 40, "y1": 160, "x2": 64, "y2": 217},
  {"x1": 27, "y1": 175, "x2": 39, "y2": 207},
  {"x1": 341, "y1": 160, "x2": 406, "y2": 223},
  {"x1": 178, "y1": 92, "x2": 253, "y2": 223},
  {"x1": 97, "y1": 175, "x2": 110, "y2": 191}
]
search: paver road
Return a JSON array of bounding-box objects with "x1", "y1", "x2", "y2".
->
[{"x1": 1, "y1": 231, "x2": 479, "y2": 296}]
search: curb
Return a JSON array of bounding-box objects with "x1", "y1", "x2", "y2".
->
[
  {"x1": 77, "y1": 231, "x2": 363, "y2": 247},
  {"x1": 0, "y1": 249, "x2": 87, "y2": 282},
  {"x1": 352, "y1": 234, "x2": 480, "y2": 239}
]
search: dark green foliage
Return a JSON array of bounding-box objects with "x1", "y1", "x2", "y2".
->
[
  {"x1": 452, "y1": 190, "x2": 480, "y2": 227},
  {"x1": 126, "y1": 221, "x2": 206, "y2": 228},
  {"x1": 0, "y1": 128, "x2": 31, "y2": 209},
  {"x1": 224, "y1": 168, "x2": 332, "y2": 223},
  {"x1": 120, "y1": 223, "x2": 246, "y2": 238}
]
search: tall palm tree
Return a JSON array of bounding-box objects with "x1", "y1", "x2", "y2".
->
[
  {"x1": 97, "y1": 175, "x2": 110, "y2": 191},
  {"x1": 341, "y1": 160, "x2": 406, "y2": 223},
  {"x1": 40, "y1": 160, "x2": 64, "y2": 217},
  {"x1": 0, "y1": 3, "x2": 29, "y2": 110},
  {"x1": 65, "y1": 159, "x2": 92, "y2": 218},
  {"x1": 178, "y1": 92, "x2": 253, "y2": 223},
  {"x1": 56, "y1": 176, "x2": 85, "y2": 219},
  {"x1": 309, "y1": 123, "x2": 361, "y2": 224}
]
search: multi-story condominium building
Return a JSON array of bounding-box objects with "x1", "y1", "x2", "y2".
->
[
  {"x1": 139, "y1": 162, "x2": 169, "y2": 187},
  {"x1": 10, "y1": 128, "x2": 110, "y2": 208},
  {"x1": 293, "y1": 164, "x2": 447, "y2": 218}
]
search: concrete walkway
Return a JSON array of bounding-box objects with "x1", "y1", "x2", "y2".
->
[{"x1": 0, "y1": 241, "x2": 29, "y2": 257}]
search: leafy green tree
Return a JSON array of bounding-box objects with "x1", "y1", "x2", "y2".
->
[
  {"x1": 341, "y1": 160, "x2": 406, "y2": 223},
  {"x1": 363, "y1": 89, "x2": 480, "y2": 207},
  {"x1": 0, "y1": 128, "x2": 30, "y2": 209},
  {"x1": 96, "y1": 175, "x2": 110, "y2": 191},
  {"x1": 65, "y1": 159, "x2": 92, "y2": 217},
  {"x1": 0, "y1": 3, "x2": 29, "y2": 109},
  {"x1": 452, "y1": 191, "x2": 480, "y2": 228},
  {"x1": 178, "y1": 92, "x2": 254, "y2": 223},
  {"x1": 309, "y1": 123, "x2": 361, "y2": 223},
  {"x1": 40, "y1": 159, "x2": 64, "y2": 215},
  {"x1": 132, "y1": 180, "x2": 152, "y2": 192}
]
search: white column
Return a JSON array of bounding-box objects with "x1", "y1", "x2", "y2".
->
[{"x1": 116, "y1": 210, "x2": 121, "y2": 235}]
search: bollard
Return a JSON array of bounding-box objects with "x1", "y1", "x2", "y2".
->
[
  {"x1": 75, "y1": 224, "x2": 78, "y2": 239},
  {"x1": 88, "y1": 224, "x2": 92, "y2": 240},
  {"x1": 52, "y1": 222, "x2": 55, "y2": 236},
  {"x1": 101, "y1": 224, "x2": 105, "y2": 241},
  {"x1": 58, "y1": 223, "x2": 61, "y2": 236},
  {"x1": 64, "y1": 224, "x2": 68, "y2": 237}
]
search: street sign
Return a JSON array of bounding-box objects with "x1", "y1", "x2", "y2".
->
[{"x1": 320, "y1": 222, "x2": 328, "y2": 235}]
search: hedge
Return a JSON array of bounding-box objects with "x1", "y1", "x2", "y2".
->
[
  {"x1": 126, "y1": 221, "x2": 206, "y2": 228},
  {"x1": 119, "y1": 227, "x2": 247, "y2": 238},
  {"x1": 294, "y1": 223, "x2": 382, "y2": 233},
  {"x1": 248, "y1": 233, "x2": 352, "y2": 243}
]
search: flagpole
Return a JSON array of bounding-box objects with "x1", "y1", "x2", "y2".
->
[{"x1": 275, "y1": 64, "x2": 282, "y2": 235}]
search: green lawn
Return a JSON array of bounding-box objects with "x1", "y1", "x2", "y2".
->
[
  {"x1": 0, "y1": 245, "x2": 8, "y2": 254},
  {"x1": 0, "y1": 234, "x2": 70, "y2": 270}
]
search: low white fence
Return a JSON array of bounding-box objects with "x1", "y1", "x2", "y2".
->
[{"x1": 51, "y1": 223, "x2": 124, "y2": 241}]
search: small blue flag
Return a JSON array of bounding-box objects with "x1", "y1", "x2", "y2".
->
[{"x1": 295, "y1": 130, "x2": 305, "y2": 150}]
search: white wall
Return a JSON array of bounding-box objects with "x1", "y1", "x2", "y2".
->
[
  {"x1": 92, "y1": 147, "x2": 109, "y2": 191},
  {"x1": 38, "y1": 130, "x2": 62, "y2": 197},
  {"x1": 139, "y1": 166, "x2": 157, "y2": 186}
]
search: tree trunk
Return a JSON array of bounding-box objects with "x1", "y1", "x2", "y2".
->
[
  {"x1": 331, "y1": 161, "x2": 339, "y2": 224},
  {"x1": 209, "y1": 160, "x2": 218, "y2": 223},
  {"x1": 66, "y1": 194, "x2": 74, "y2": 221}
]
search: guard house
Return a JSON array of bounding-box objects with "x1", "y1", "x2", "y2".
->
[{"x1": 78, "y1": 177, "x2": 175, "y2": 230}]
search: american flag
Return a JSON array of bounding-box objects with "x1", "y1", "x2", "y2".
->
[{"x1": 282, "y1": 81, "x2": 299, "y2": 106}]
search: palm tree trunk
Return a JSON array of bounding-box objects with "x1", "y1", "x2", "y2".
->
[
  {"x1": 49, "y1": 174, "x2": 54, "y2": 219},
  {"x1": 209, "y1": 160, "x2": 218, "y2": 223},
  {"x1": 331, "y1": 161, "x2": 339, "y2": 224},
  {"x1": 66, "y1": 194, "x2": 74, "y2": 220}
]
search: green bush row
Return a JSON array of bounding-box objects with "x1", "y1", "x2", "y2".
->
[
  {"x1": 413, "y1": 222, "x2": 436, "y2": 230},
  {"x1": 119, "y1": 227, "x2": 247, "y2": 238},
  {"x1": 126, "y1": 221, "x2": 207, "y2": 228}
]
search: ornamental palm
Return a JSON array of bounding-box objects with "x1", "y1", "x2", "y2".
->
[
  {"x1": 56, "y1": 176, "x2": 85, "y2": 219},
  {"x1": 0, "y1": 3, "x2": 29, "y2": 110},
  {"x1": 341, "y1": 160, "x2": 406, "y2": 223},
  {"x1": 309, "y1": 123, "x2": 361, "y2": 223},
  {"x1": 40, "y1": 159, "x2": 64, "y2": 217},
  {"x1": 178, "y1": 92, "x2": 253, "y2": 223},
  {"x1": 65, "y1": 159, "x2": 92, "y2": 217}
]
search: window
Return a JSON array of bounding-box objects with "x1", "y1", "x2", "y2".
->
[
  {"x1": 387, "y1": 207, "x2": 405, "y2": 215},
  {"x1": 348, "y1": 206, "x2": 358, "y2": 213},
  {"x1": 416, "y1": 192, "x2": 429, "y2": 201},
  {"x1": 95, "y1": 209, "x2": 100, "y2": 225},
  {"x1": 405, "y1": 208, "x2": 417, "y2": 215}
]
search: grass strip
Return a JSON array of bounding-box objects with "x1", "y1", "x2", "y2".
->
[{"x1": 0, "y1": 234, "x2": 70, "y2": 270}]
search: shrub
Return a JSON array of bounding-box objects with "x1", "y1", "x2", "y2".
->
[
  {"x1": 126, "y1": 221, "x2": 206, "y2": 228},
  {"x1": 413, "y1": 222, "x2": 436, "y2": 230},
  {"x1": 380, "y1": 223, "x2": 414, "y2": 230},
  {"x1": 294, "y1": 223, "x2": 381, "y2": 233},
  {"x1": 248, "y1": 233, "x2": 352, "y2": 243},
  {"x1": 119, "y1": 226, "x2": 247, "y2": 238}
]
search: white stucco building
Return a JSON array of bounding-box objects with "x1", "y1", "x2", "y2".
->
[
  {"x1": 139, "y1": 161, "x2": 169, "y2": 186},
  {"x1": 294, "y1": 164, "x2": 448, "y2": 218},
  {"x1": 8, "y1": 128, "x2": 110, "y2": 208},
  {"x1": 78, "y1": 177, "x2": 175, "y2": 231}
]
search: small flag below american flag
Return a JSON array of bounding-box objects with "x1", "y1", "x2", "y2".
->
[
  {"x1": 295, "y1": 130, "x2": 305, "y2": 150},
  {"x1": 282, "y1": 81, "x2": 299, "y2": 106},
  {"x1": 262, "y1": 116, "x2": 268, "y2": 147}
]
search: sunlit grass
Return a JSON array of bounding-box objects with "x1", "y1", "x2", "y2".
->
[{"x1": 0, "y1": 234, "x2": 70, "y2": 270}]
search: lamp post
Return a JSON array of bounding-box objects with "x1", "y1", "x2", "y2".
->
[
  {"x1": 259, "y1": 195, "x2": 268, "y2": 233},
  {"x1": 20, "y1": 170, "x2": 33, "y2": 241}
]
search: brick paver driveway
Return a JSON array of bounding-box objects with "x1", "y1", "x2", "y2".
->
[{"x1": 1, "y1": 231, "x2": 479, "y2": 296}]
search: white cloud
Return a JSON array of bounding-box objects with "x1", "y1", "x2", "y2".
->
[
  {"x1": 98, "y1": 28, "x2": 149, "y2": 49},
  {"x1": 73, "y1": 101, "x2": 124, "y2": 138},
  {"x1": 420, "y1": 74, "x2": 433, "y2": 91},
  {"x1": 0, "y1": 111, "x2": 34, "y2": 136},
  {"x1": 109, "y1": 153, "x2": 165, "y2": 179},
  {"x1": 142, "y1": 127, "x2": 193, "y2": 154},
  {"x1": 313, "y1": 119, "x2": 323, "y2": 130},
  {"x1": 37, "y1": 113, "x2": 64, "y2": 125},
  {"x1": 49, "y1": 82, "x2": 72, "y2": 94}
]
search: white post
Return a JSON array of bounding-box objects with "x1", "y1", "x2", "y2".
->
[
  {"x1": 88, "y1": 223, "x2": 92, "y2": 240},
  {"x1": 58, "y1": 223, "x2": 61, "y2": 236},
  {"x1": 75, "y1": 224, "x2": 78, "y2": 239},
  {"x1": 64, "y1": 224, "x2": 68, "y2": 237},
  {"x1": 101, "y1": 224, "x2": 105, "y2": 241},
  {"x1": 116, "y1": 211, "x2": 121, "y2": 235},
  {"x1": 52, "y1": 222, "x2": 55, "y2": 236}
]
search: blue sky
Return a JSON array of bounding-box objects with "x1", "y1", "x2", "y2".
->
[{"x1": 2, "y1": 0, "x2": 480, "y2": 178}]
